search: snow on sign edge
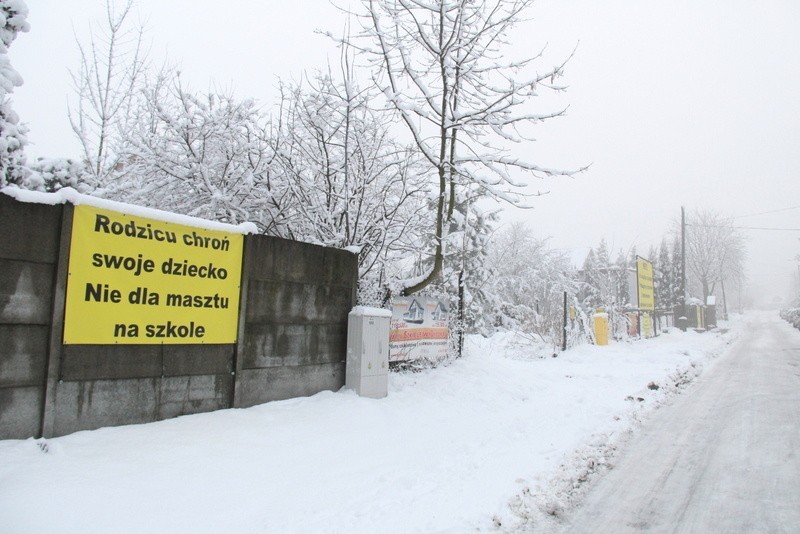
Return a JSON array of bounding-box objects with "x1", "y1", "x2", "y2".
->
[{"x1": 1, "y1": 186, "x2": 259, "y2": 235}]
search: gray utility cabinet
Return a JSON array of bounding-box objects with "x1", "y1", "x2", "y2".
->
[{"x1": 345, "y1": 307, "x2": 390, "y2": 398}]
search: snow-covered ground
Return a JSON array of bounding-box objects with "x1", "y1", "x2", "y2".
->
[{"x1": 0, "y1": 321, "x2": 739, "y2": 533}]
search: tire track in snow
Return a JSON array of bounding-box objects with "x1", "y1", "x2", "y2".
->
[{"x1": 553, "y1": 312, "x2": 800, "y2": 533}]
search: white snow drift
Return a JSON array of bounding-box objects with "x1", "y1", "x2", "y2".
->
[{"x1": 0, "y1": 322, "x2": 738, "y2": 533}]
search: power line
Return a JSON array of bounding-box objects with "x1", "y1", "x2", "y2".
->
[
  {"x1": 732, "y1": 205, "x2": 800, "y2": 219},
  {"x1": 686, "y1": 224, "x2": 800, "y2": 231},
  {"x1": 731, "y1": 226, "x2": 800, "y2": 232},
  {"x1": 733, "y1": 226, "x2": 800, "y2": 231}
]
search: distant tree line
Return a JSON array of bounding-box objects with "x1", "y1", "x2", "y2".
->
[{"x1": 577, "y1": 208, "x2": 745, "y2": 322}]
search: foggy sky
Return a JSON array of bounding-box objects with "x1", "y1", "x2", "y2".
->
[{"x1": 10, "y1": 0, "x2": 800, "y2": 306}]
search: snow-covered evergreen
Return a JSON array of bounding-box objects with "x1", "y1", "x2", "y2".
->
[
  {"x1": 26, "y1": 157, "x2": 89, "y2": 192},
  {"x1": 0, "y1": 0, "x2": 29, "y2": 188}
]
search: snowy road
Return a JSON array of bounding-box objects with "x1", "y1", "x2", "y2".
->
[{"x1": 560, "y1": 312, "x2": 800, "y2": 533}]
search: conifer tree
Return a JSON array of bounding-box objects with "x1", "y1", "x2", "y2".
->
[
  {"x1": 670, "y1": 237, "x2": 684, "y2": 308},
  {"x1": 655, "y1": 239, "x2": 673, "y2": 308},
  {"x1": 614, "y1": 250, "x2": 630, "y2": 306},
  {"x1": 580, "y1": 249, "x2": 601, "y2": 309}
]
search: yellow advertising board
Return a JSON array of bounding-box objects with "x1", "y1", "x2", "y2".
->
[
  {"x1": 63, "y1": 205, "x2": 244, "y2": 344},
  {"x1": 636, "y1": 256, "x2": 655, "y2": 311}
]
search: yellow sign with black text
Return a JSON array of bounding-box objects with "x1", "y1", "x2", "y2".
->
[
  {"x1": 636, "y1": 256, "x2": 655, "y2": 311},
  {"x1": 63, "y1": 205, "x2": 244, "y2": 344}
]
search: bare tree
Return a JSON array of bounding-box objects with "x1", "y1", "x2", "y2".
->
[
  {"x1": 350, "y1": 0, "x2": 584, "y2": 294},
  {"x1": 112, "y1": 62, "x2": 430, "y2": 280},
  {"x1": 684, "y1": 209, "x2": 746, "y2": 302},
  {"x1": 272, "y1": 67, "x2": 428, "y2": 278},
  {"x1": 69, "y1": 0, "x2": 146, "y2": 187}
]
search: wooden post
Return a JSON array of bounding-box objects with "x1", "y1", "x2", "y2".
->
[
  {"x1": 679, "y1": 206, "x2": 688, "y2": 330},
  {"x1": 231, "y1": 236, "x2": 252, "y2": 408},
  {"x1": 720, "y1": 279, "x2": 728, "y2": 320},
  {"x1": 458, "y1": 270, "x2": 465, "y2": 357},
  {"x1": 561, "y1": 290, "x2": 568, "y2": 352}
]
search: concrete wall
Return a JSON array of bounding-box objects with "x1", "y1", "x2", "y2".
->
[
  {"x1": 236, "y1": 236, "x2": 357, "y2": 407},
  {"x1": 51, "y1": 344, "x2": 235, "y2": 436},
  {"x1": 0, "y1": 194, "x2": 62, "y2": 439},
  {"x1": 0, "y1": 193, "x2": 358, "y2": 439}
]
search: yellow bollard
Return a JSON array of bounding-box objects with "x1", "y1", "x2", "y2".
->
[
  {"x1": 594, "y1": 309, "x2": 609, "y2": 346},
  {"x1": 641, "y1": 312, "x2": 653, "y2": 338}
]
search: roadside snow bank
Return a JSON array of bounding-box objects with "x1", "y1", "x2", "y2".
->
[
  {"x1": 496, "y1": 320, "x2": 741, "y2": 532},
  {"x1": 0, "y1": 319, "x2": 740, "y2": 533}
]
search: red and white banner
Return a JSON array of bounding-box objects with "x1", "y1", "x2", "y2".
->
[{"x1": 389, "y1": 296, "x2": 449, "y2": 362}]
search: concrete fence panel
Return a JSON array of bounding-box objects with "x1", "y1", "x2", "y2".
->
[
  {"x1": 0, "y1": 192, "x2": 358, "y2": 439},
  {"x1": 0, "y1": 194, "x2": 62, "y2": 439}
]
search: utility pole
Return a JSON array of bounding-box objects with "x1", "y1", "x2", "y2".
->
[
  {"x1": 457, "y1": 200, "x2": 470, "y2": 358},
  {"x1": 721, "y1": 279, "x2": 728, "y2": 320},
  {"x1": 680, "y1": 206, "x2": 687, "y2": 330}
]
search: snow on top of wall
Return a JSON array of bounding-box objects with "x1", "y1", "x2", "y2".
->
[{"x1": 1, "y1": 186, "x2": 259, "y2": 234}]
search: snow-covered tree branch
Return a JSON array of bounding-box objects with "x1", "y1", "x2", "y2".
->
[
  {"x1": 683, "y1": 209, "x2": 746, "y2": 302},
  {"x1": 349, "y1": 0, "x2": 585, "y2": 295},
  {"x1": 69, "y1": 0, "x2": 146, "y2": 187}
]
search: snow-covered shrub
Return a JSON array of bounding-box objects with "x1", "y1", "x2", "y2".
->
[
  {"x1": 0, "y1": 0, "x2": 29, "y2": 189},
  {"x1": 780, "y1": 308, "x2": 800, "y2": 330},
  {"x1": 483, "y1": 222, "x2": 579, "y2": 348},
  {"x1": 0, "y1": 102, "x2": 27, "y2": 187},
  {"x1": 26, "y1": 157, "x2": 90, "y2": 192}
]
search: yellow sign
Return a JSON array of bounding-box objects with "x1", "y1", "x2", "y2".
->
[
  {"x1": 64, "y1": 205, "x2": 244, "y2": 344},
  {"x1": 636, "y1": 257, "x2": 655, "y2": 311}
]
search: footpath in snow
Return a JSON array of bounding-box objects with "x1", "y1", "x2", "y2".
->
[{"x1": 0, "y1": 320, "x2": 739, "y2": 533}]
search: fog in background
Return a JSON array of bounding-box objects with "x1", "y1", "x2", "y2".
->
[{"x1": 11, "y1": 0, "x2": 800, "y2": 307}]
